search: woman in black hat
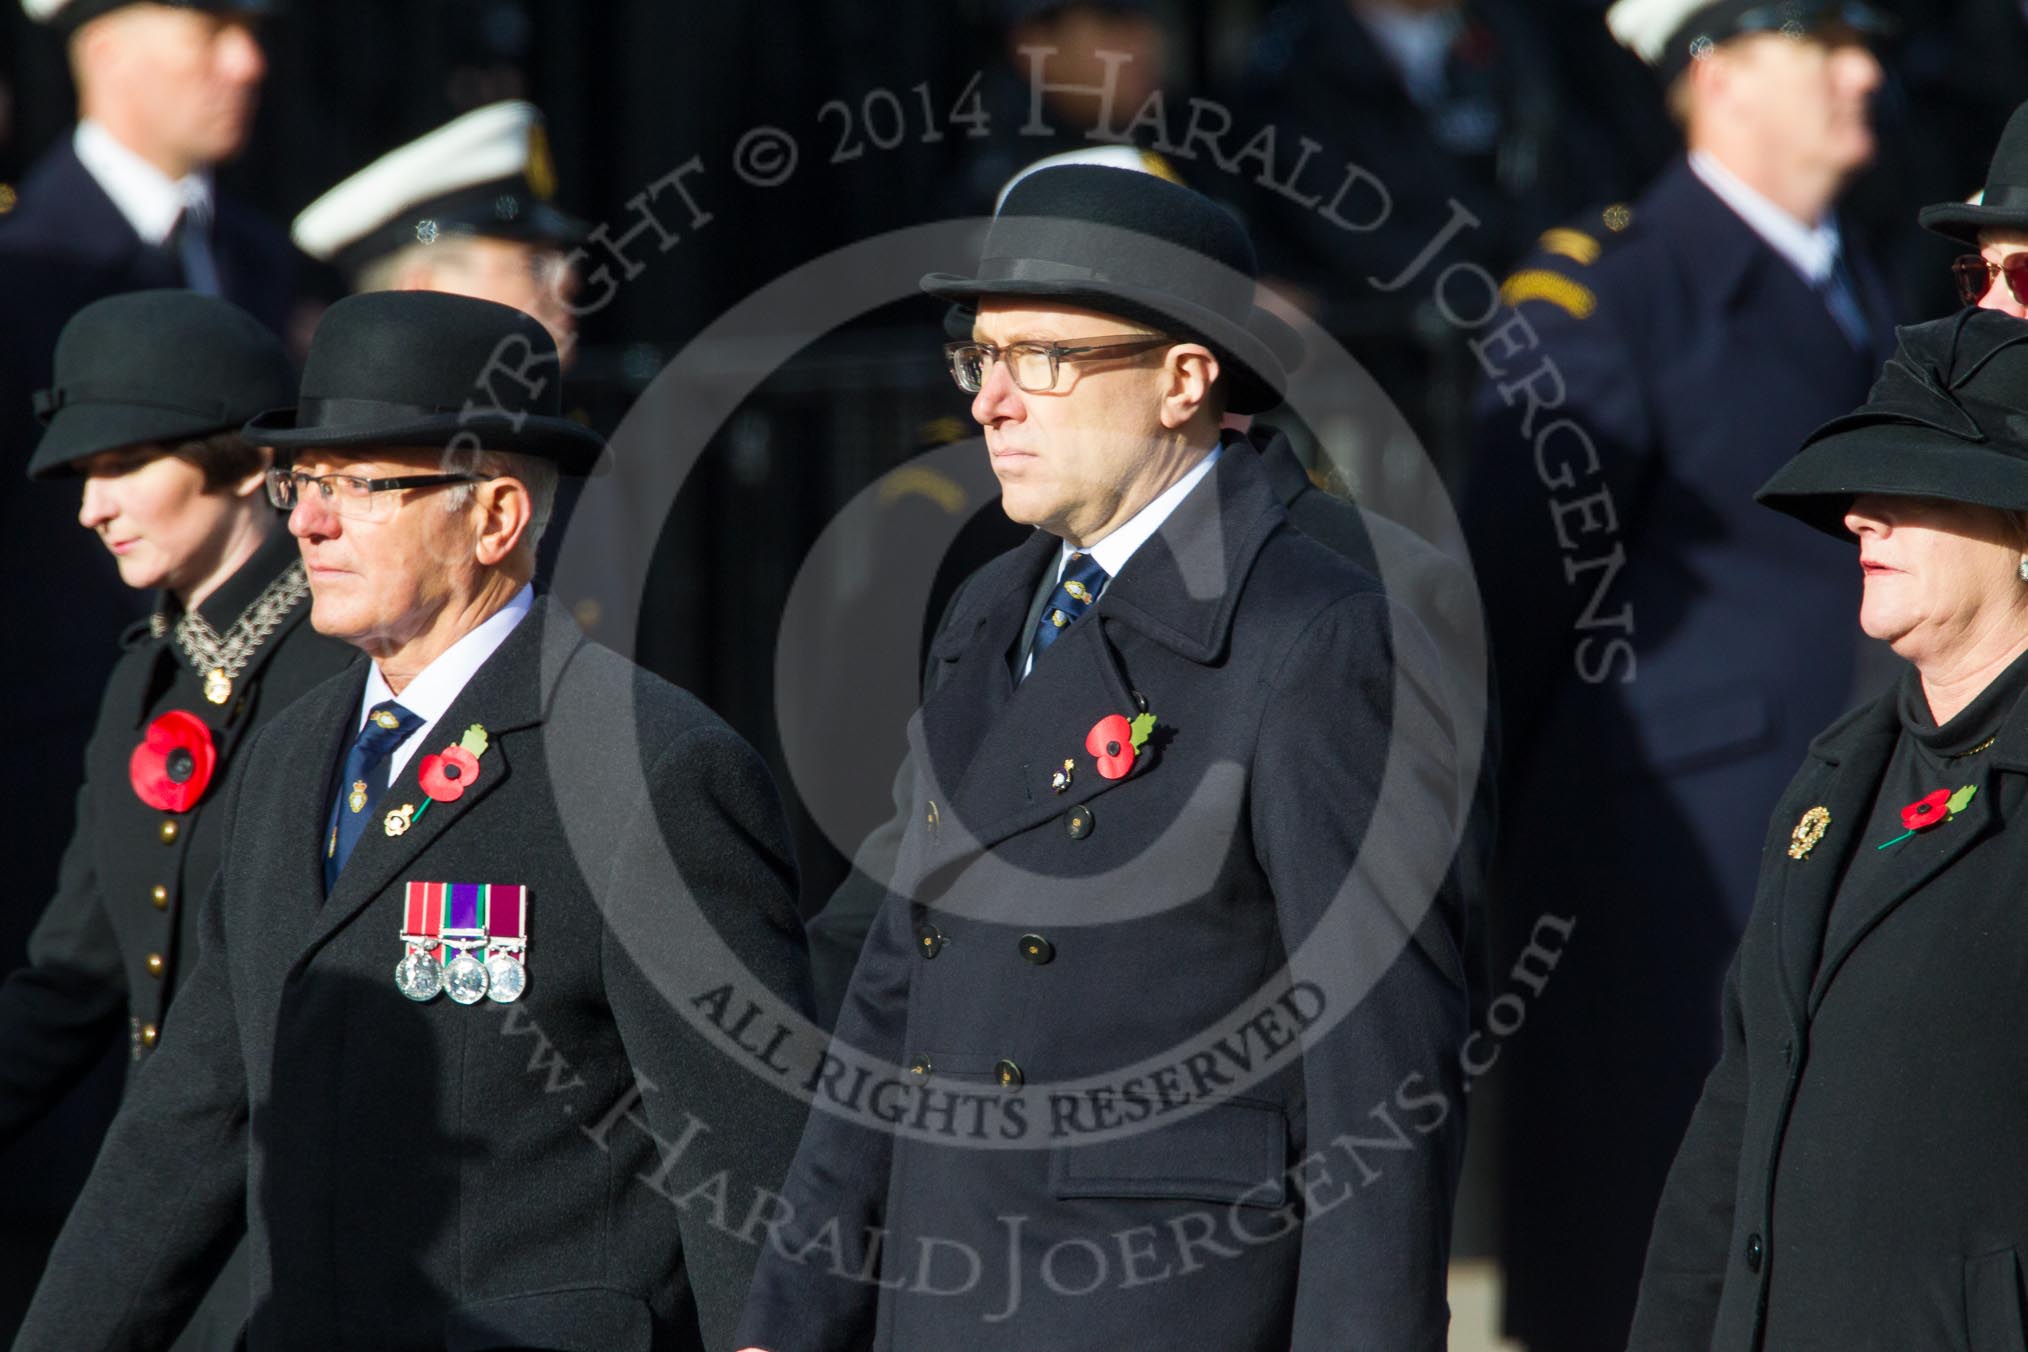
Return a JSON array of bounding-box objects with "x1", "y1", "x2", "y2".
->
[
  {"x1": 1630, "y1": 306, "x2": 2028, "y2": 1350},
  {"x1": 0, "y1": 291, "x2": 352, "y2": 1349},
  {"x1": 1926, "y1": 99, "x2": 2028, "y2": 320}
]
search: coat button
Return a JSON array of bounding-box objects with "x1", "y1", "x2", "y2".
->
[
  {"x1": 150, "y1": 884, "x2": 169, "y2": 910},
  {"x1": 1066, "y1": 805, "x2": 1093, "y2": 839},
  {"x1": 908, "y1": 1055, "x2": 932, "y2": 1078},
  {"x1": 918, "y1": 925, "x2": 945, "y2": 959},
  {"x1": 145, "y1": 953, "x2": 164, "y2": 978},
  {"x1": 158, "y1": 818, "x2": 179, "y2": 845},
  {"x1": 1746, "y1": 1233, "x2": 1763, "y2": 1272},
  {"x1": 1781, "y1": 1039, "x2": 1793, "y2": 1066},
  {"x1": 1018, "y1": 933, "x2": 1054, "y2": 965},
  {"x1": 139, "y1": 1023, "x2": 159, "y2": 1049},
  {"x1": 994, "y1": 1058, "x2": 1023, "y2": 1088}
]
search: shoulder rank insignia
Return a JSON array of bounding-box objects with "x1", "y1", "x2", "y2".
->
[
  {"x1": 1500, "y1": 269, "x2": 1597, "y2": 320},
  {"x1": 1538, "y1": 228, "x2": 1601, "y2": 265}
]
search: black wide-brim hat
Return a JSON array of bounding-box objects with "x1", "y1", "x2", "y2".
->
[
  {"x1": 1921, "y1": 100, "x2": 2028, "y2": 244},
  {"x1": 246, "y1": 290, "x2": 605, "y2": 475},
  {"x1": 922, "y1": 164, "x2": 1297, "y2": 414},
  {"x1": 1757, "y1": 307, "x2": 2028, "y2": 537},
  {"x1": 28, "y1": 290, "x2": 294, "y2": 479}
]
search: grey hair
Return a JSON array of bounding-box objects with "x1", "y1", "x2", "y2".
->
[
  {"x1": 444, "y1": 449, "x2": 558, "y2": 555},
  {"x1": 352, "y1": 237, "x2": 484, "y2": 295}
]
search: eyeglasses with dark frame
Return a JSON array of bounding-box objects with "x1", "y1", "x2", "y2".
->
[
  {"x1": 944, "y1": 334, "x2": 1174, "y2": 394},
  {"x1": 1952, "y1": 253, "x2": 2028, "y2": 307},
  {"x1": 264, "y1": 467, "x2": 496, "y2": 522}
]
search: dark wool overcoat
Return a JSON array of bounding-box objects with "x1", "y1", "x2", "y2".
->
[
  {"x1": 740, "y1": 443, "x2": 1470, "y2": 1350},
  {"x1": 1631, "y1": 680, "x2": 2028, "y2": 1351},
  {"x1": 15, "y1": 596, "x2": 815, "y2": 1352},
  {"x1": 0, "y1": 531, "x2": 352, "y2": 1135}
]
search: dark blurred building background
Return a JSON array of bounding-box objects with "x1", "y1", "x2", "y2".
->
[{"x1": 0, "y1": 0, "x2": 2018, "y2": 1341}]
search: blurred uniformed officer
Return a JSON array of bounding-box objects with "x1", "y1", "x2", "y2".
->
[
  {"x1": 291, "y1": 101, "x2": 585, "y2": 358},
  {"x1": 739, "y1": 164, "x2": 1468, "y2": 1351},
  {"x1": 0, "y1": 290, "x2": 353, "y2": 1351},
  {"x1": 1461, "y1": 1, "x2": 1896, "y2": 1347}
]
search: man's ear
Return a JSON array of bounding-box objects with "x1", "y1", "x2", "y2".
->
[
  {"x1": 1157, "y1": 344, "x2": 1221, "y2": 431},
  {"x1": 230, "y1": 445, "x2": 274, "y2": 501},
  {"x1": 471, "y1": 475, "x2": 533, "y2": 567}
]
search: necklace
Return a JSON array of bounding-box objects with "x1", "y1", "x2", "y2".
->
[
  {"x1": 1949, "y1": 734, "x2": 1998, "y2": 760},
  {"x1": 150, "y1": 561, "x2": 310, "y2": 704}
]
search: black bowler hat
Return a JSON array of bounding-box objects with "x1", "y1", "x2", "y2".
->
[
  {"x1": 245, "y1": 291, "x2": 604, "y2": 475},
  {"x1": 921, "y1": 164, "x2": 1296, "y2": 414},
  {"x1": 1757, "y1": 308, "x2": 2028, "y2": 538},
  {"x1": 28, "y1": 290, "x2": 293, "y2": 480},
  {"x1": 1920, "y1": 101, "x2": 2028, "y2": 245},
  {"x1": 21, "y1": 0, "x2": 273, "y2": 33}
]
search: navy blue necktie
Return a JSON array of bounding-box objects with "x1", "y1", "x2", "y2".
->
[
  {"x1": 1027, "y1": 551, "x2": 1110, "y2": 676},
  {"x1": 1819, "y1": 250, "x2": 1871, "y2": 355},
  {"x1": 324, "y1": 700, "x2": 422, "y2": 891},
  {"x1": 171, "y1": 198, "x2": 222, "y2": 297}
]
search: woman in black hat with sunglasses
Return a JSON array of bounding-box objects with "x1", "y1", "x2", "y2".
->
[
  {"x1": 0, "y1": 291, "x2": 351, "y2": 1350},
  {"x1": 1929, "y1": 100, "x2": 2028, "y2": 319},
  {"x1": 1631, "y1": 306, "x2": 2028, "y2": 1350}
]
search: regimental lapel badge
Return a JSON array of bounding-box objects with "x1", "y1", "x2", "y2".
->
[
  {"x1": 1788, "y1": 806, "x2": 1831, "y2": 860},
  {"x1": 397, "y1": 881, "x2": 529, "y2": 1004},
  {"x1": 384, "y1": 723, "x2": 490, "y2": 836},
  {"x1": 1050, "y1": 758, "x2": 1075, "y2": 793}
]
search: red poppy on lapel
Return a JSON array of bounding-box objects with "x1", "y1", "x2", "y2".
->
[
  {"x1": 1900, "y1": 789, "x2": 1951, "y2": 832},
  {"x1": 129, "y1": 710, "x2": 217, "y2": 813},
  {"x1": 419, "y1": 746, "x2": 481, "y2": 802},
  {"x1": 1086, "y1": 714, "x2": 1136, "y2": 780}
]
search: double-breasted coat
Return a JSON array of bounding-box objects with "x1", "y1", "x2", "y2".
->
[
  {"x1": 15, "y1": 596, "x2": 815, "y2": 1352},
  {"x1": 1462, "y1": 156, "x2": 1900, "y2": 1348},
  {"x1": 0, "y1": 530, "x2": 352, "y2": 1134},
  {"x1": 739, "y1": 443, "x2": 1470, "y2": 1350},
  {"x1": 1630, "y1": 674, "x2": 2028, "y2": 1351}
]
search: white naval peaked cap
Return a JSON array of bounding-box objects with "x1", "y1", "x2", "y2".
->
[
  {"x1": 22, "y1": 0, "x2": 269, "y2": 27},
  {"x1": 1605, "y1": 0, "x2": 1706, "y2": 64},
  {"x1": 291, "y1": 100, "x2": 581, "y2": 275}
]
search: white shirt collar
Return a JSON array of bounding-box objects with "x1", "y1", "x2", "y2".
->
[
  {"x1": 1688, "y1": 149, "x2": 1842, "y2": 284},
  {"x1": 73, "y1": 120, "x2": 213, "y2": 246},
  {"x1": 357, "y1": 584, "x2": 534, "y2": 781},
  {"x1": 1060, "y1": 443, "x2": 1222, "y2": 584}
]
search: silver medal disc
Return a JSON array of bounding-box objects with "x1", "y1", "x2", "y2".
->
[
  {"x1": 443, "y1": 949, "x2": 490, "y2": 1004},
  {"x1": 395, "y1": 949, "x2": 443, "y2": 1002},
  {"x1": 484, "y1": 952, "x2": 526, "y2": 1003}
]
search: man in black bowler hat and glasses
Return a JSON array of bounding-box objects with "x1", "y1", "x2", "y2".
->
[
  {"x1": 14, "y1": 291, "x2": 816, "y2": 1352},
  {"x1": 737, "y1": 164, "x2": 1469, "y2": 1350},
  {"x1": 1925, "y1": 100, "x2": 2028, "y2": 321}
]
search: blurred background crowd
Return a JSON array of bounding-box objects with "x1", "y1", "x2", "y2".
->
[{"x1": 2, "y1": 0, "x2": 2021, "y2": 1346}]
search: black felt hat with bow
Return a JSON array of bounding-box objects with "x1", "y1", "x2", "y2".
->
[
  {"x1": 28, "y1": 290, "x2": 295, "y2": 480},
  {"x1": 1920, "y1": 101, "x2": 2028, "y2": 244},
  {"x1": 1757, "y1": 307, "x2": 2028, "y2": 537}
]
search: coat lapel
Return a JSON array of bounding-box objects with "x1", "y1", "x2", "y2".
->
[
  {"x1": 298, "y1": 598, "x2": 581, "y2": 960},
  {"x1": 917, "y1": 442, "x2": 1285, "y2": 870},
  {"x1": 1770, "y1": 697, "x2": 1896, "y2": 1024}
]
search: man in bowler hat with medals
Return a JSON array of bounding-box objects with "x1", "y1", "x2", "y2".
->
[
  {"x1": 736, "y1": 165, "x2": 1468, "y2": 1349},
  {"x1": 14, "y1": 291, "x2": 815, "y2": 1351}
]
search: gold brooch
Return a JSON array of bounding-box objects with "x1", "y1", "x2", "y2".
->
[
  {"x1": 1788, "y1": 806, "x2": 1830, "y2": 860},
  {"x1": 384, "y1": 803, "x2": 416, "y2": 837}
]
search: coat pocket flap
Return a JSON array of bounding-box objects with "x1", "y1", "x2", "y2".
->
[
  {"x1": 444, "y1": 1286, "x2": 655, "y2": 1352},
  {"x1": 1049, "y1": 1097, "x2": 1288, "y2": 1208}
]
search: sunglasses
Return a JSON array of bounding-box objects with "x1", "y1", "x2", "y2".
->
[{"x1": 1952, "y1": 253, "x2": 2028, "y2": 307}]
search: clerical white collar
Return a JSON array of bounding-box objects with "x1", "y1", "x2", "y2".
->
[
  {"x1": 1688, "y1": 149, "x2": 1842, "y2": 285},
  {"x1": 73, "y1": 120, "x2": 212, "y2": 246},
  {"x1": 1058, "y1": 443, "x2": 1222, "y2": 583},
  {"x1": 357, "y1": 584, "x2": 534, "y2": 781}
]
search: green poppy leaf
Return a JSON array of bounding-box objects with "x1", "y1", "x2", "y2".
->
[
  {"x1": 1948, "y1": 784, "x2": 1978, "y2": 815},
  {"x1": 459, "y1": 724, "x2": 490, "y2": 759},
  {"x1": 1129, "y1": 711, "x2": 1156, "y2": 749}
]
